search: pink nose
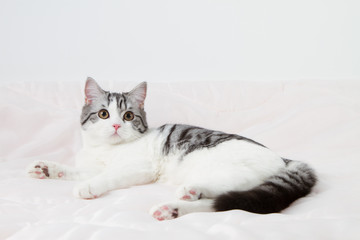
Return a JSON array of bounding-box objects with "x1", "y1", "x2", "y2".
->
[{"x1": 113, "y1": 124, "x2": 121, "y2": 131}]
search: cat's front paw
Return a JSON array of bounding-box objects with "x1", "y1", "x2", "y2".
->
[
  {"x1": 27, "y1": 161, "x2": 64, "y2": 179},
  {"x1": 73, "y1": 182, "x2": 104, "y2": 199}
]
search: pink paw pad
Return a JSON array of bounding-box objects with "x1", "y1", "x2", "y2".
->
[
  {"x1": 181, "y1": 195, "x2": 191, "y2": 200},
  {"x1": 152, "y1": 205, "x2": 179, "y2": 221},
  {"x1": 153, "y1": 210, "x2": 162, "y2": 217},
  {"x1": 189, "y1": 190, "x2": 197, "y2": 195},
  {"x1": 58, "y1": 172, "x2": 64, "y2": 178},
  {"x1": 179, "y1": 188, "x2": 201, "y2": 201}
]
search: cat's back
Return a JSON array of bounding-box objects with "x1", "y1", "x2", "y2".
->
[{"x1": 156, "y1": 123, "x2": 266, "y2": 156}]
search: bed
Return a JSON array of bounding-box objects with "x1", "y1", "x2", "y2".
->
[{"x1": 1, "y1": 79, "x2": 359, "y2": 240}]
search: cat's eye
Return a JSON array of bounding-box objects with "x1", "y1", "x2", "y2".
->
[
  {"x1": 98, "y1": 109, "x2": 109, "y2": 119},
  {"x1": 123, "y1": 111, "x2": 134, "y2": 121}
]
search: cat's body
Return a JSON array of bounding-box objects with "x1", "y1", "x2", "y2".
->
[{"x1": 28, "y1": 78, "x2": 317, "y2": 220}]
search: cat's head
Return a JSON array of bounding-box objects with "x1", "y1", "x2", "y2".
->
[{"x1": 80, "y1": 77, "x2": 148, "y2": 145}]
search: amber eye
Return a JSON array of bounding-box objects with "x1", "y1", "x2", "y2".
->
[
  {"x1": 123, "y1": 111, "x2": 134, "y2": 121},
  {"x1": 98, "y1": 109, "x2": 109, "y2": 119}
]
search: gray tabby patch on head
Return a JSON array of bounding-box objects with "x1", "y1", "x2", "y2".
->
[
  {"x1": 80, "y1": 77, "x2": 148, "y2": 134},
  {"x1": 80, "y1": 78, "x2": 107, "y2": 126}
]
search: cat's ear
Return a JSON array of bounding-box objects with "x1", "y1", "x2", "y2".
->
[
  {"x1": 128, "y1": 82, "x2": 147, "y2": 109},
  {"x1": 84, "y1": 77, "x2": 105, "y2": 104}
]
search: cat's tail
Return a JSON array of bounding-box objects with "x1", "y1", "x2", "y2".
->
[{"x1": 213, "y1": 159, "x2": 317, "y2": 214}]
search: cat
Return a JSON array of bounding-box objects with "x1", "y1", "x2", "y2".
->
[{"x1": 27, "y1": 77, "x2": 317, "y2": 221}]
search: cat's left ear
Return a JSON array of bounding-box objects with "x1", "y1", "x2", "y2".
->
[
  {"x1": 128, "y1": 82, "x2": 147, "y2": 109},
  {"x1": 84, "y1": 77, "x2": 105, "y2": 105}
]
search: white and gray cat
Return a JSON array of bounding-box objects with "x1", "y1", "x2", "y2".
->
[{"x1": 27, "y1": 78, "x2": 316, "y2": 221}]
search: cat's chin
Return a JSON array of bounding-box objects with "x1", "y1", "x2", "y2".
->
[{"x1": 108, "y1": 134, "x2": 124, "y2": 145}]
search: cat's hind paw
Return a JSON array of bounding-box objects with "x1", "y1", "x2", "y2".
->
[
  {"x1": 176, "y1": 186, "x2": 203, "y2": 201},
  {"x1": 150, "y1": 204, "x2": 179, "y2": 221}
]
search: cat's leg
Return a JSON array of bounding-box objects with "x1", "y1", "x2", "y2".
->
[
  {"x1": 73, "y1": 166, "x2": 155, "y2": 199},
  {"x1": 175, "y1": 166, "x2": 263, "y2": 202},
  {"x1": 150, "y1": 199, "x2": 214, "y2": 221},
  {"x1": 27, "y1": 161, "x2": 97, "y2": 181}
]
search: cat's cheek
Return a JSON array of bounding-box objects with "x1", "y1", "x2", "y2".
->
[{"x1": 90, "y1": 123, "x2": 116, "y2": 144}]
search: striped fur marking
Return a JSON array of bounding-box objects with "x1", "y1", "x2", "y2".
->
[{"x1": 159, "y1": 124, "x2": 265, "y2": 156}]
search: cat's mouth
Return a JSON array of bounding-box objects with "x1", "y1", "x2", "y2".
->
[{"x1": 108, "y1": 132, "x2": 124, "y2": 144}]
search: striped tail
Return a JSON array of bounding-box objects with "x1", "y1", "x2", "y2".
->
[{"x1": 213, "y1": 159, "x2": 317, "y2": 214}]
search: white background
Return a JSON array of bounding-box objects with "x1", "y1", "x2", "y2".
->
[
  {"x1": 1, "y1": 1, "x2": 360, "y2": 239},
  {"x1": 1, "y1": 0, "x2": 359, "y2": 83}
]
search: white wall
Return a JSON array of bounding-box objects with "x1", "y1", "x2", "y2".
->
[{"x1": 0, "y1": 0, "x2": 359, "y2": 83}]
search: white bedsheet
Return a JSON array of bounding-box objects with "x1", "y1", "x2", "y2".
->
[{"x1": 1, "y1": 80, "x2": 359, "y2": 240}]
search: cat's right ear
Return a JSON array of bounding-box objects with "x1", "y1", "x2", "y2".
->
[{"x1": 84, "y1": 77, "x2": 105, "y2": 105}]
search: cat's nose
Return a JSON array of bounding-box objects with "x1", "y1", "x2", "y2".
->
[{"x1": 112, "y1": 124, "x2": 121, "y2": 131}]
